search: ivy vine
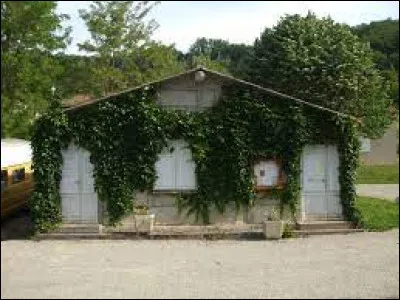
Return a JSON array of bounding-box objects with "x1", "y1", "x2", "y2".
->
[{"x1": 30, "y1": 83, "x2": 361, "y2": 233}]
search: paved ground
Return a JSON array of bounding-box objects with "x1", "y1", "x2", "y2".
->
[
  {"x1": 357, "y1": 184, "x2": 399, "y2": 201},
  {"x1": 1, "y1": 230, "x2": 398, "y2": 299},
  {"x1": 1, "y1": 208, "x2": 33, "y2": 241}
]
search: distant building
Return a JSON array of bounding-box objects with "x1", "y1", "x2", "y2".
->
[{"x1": 359, "y1": 122, "x2": 399, "y2": 165}]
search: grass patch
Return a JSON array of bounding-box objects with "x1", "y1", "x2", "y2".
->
[
  {"x1": 356, "y1": 196, "x2": 399, "y2": 231},
  {"x1": 356, "y1": 164, "x2": 399, "y2": 184}
]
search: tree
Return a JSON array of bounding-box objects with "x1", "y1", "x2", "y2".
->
[
  {"x1": 248, "y1": 12, "x2": 393, "y2": 138},
  {"x1": 52, "y1": 54, "x2": 98, "y2": 99},
  {"x1": 126, "y1": 42, "x2": 185, "y2": 83},
  {"x1": 186, "y1": 37, "x2": 253, "y2": 76},
  {"x1": 352, "y1": 19, "x2": 399, "y2": 71},
  {"x1": 1, "y1": 1, "x2": 71, "y2": 138},
  {"x1": 352, "y1": 19, "x2": 399, "y2": 108},
  {"x1": 78, "y1": 1, "x2": 160, "y2": 95}
]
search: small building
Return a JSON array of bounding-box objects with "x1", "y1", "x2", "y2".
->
[
  {"x1": 31, "y1": 67, "x2": 361, "y2": 232},
  {"x1": 359, "y1": 122, "x2": 399, "y2": 165}
]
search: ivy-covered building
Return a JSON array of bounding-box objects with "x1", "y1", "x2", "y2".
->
[{"x1": 30, "y1": 67, "x2": 361, "y2": 233}]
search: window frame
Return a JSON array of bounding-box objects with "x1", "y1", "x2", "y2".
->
[{"x1": 11, "y1": 167, "x2": 26, "y2": 185}]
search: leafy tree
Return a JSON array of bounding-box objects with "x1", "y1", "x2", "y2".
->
[
  {"x1": 187, "y1": 53, "x2": 230, "y2": 73},
  {"x1": 52, "y1": 54, "x2": 98, "y2": 99},
  {"x1": 186, "y1": 37, "x2": 253, "y2": 76},
  {"x1": 78, "y1": 1, "x2": 160, "y2": 95},
  {"x1": 352, "y1": 19, "x2": 399, "y2": 108},
  {"x1": 1, "y1": 1, "x2": 71, "y2": 138},
  {"x1": 353, "y1": 19, "x2": 399, "y2": 71},
  {"x1": 248, "y1": 12, "x2": 393, "y2": 138},
  {"x1": 126, "y1": 42, "x2": 185, "y2": 83}
]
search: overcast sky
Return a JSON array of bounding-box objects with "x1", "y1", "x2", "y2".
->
[{"x1": 56, "y1": 1, "x2": 399, "y2": 55}]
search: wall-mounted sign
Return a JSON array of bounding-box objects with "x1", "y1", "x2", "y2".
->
[{"x1": 254, "y1": 160, "x2": 280, "y2": 188}]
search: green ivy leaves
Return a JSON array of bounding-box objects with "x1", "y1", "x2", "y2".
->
[{"x1": 30, "y1": 83, "x2": 361, "y2": 232}]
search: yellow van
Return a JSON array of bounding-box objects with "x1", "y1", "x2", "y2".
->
[{"x1": 1, "y1": 139, "x2": 34, "y2": 219}]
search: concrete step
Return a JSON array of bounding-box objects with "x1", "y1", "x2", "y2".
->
[
  {"x1": 296, "y1": 221, "x2": 353, "y2": 231},
  {"x1": 150, "y1": 224, "x2": 263, "y2": 236},
  {"x1": 53, "y1": 224, "x2": 102, "y2": 234},
  {"x1": 35, "y1": 233, "x2": 107, "y2": 240},
  {"x1": 293, "y1": 228, "x2": 364, "y2": 237}
]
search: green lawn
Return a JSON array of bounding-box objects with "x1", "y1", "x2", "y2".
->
[
  {"x1": 356, "y1": 164, "x2": 399, "y2": 184},
  {"x1": 356, "y1": 196, "x2": 399, "y2": 231}
]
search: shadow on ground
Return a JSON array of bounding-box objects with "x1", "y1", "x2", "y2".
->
[{"x1": 1, "y1": 208, "x2": 34, "y2": 241}]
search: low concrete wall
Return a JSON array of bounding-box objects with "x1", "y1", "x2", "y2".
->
[{"x1": 102, "y1": 192, "x2": 295, "y2": 230}]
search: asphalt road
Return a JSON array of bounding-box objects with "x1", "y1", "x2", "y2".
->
[
  {"x1": 1, "y1": 229, "x2": 398, "y2": 299},
  {"x1": 357, "y1": 184, "x2": 399, "y2": 201}
]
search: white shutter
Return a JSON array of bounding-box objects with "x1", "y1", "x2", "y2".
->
[
  {"x1": 176, "y1": 142, "x2": 196, "y2": 189},
  {"x1": 154, "y1": 140, "x2": 197, "y2": 191},
  {"x1": 154, "y1": 147, "x2": 176, "y2": 190}
]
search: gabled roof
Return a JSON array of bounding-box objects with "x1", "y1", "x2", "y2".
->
[
  {"x1": 62, "y1": 94, "x2": 93, "y2": 108},
  {"x1": 62, "y1": 66, "x2": 359, "y2": 122}
]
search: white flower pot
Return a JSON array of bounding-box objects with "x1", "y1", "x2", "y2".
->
[
  {"x1": 263, "y1": 221, "x2": 284, "y2": 239},
  {"x1": 134, "y1": 214, "x2": 155, "y2": 233}
]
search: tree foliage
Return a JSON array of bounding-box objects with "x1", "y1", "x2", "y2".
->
[
  {"x1": 352, "y1": 19, "x2": 399, "y2": 108},
  {"x1": 186, "y1": 37, "x2": 253, "y2": 76},
  {"x1": 30, "y1": 82, "x2": 361, "y2": 232},
  {"x1": 1, "y1": 1, "x2": 71, "y2": 138},
  {"x1": 247, "y1": 13, "x2": 393, "y2": 138},
  {"x1": 78, "y1": 1, "x2": 160, "y2": 95}
]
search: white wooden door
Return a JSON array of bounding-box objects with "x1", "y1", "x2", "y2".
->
[
  {"x1": 301, "y1": 145, "x2": 342, "y2": 220},
  {"x1": 60, "y1": 143, "x2": 98, "y2": 223}
]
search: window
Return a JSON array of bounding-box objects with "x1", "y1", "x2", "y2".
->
[
  {"x1": 254, "y1": 160, "x2": 283, "y2": 189},
  {"x1": 154, "y1": 140, "x2": 196, "y2": 191},
  {"x1": 1, "y1": 170, "x2": 7, "y2": 191},
  {"x1": 11, "y1": 168, "x2": 25, "y2": 184}
]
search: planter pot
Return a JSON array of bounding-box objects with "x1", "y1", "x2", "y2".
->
[
  {"x1": 263, "y1": 220, "x2": 284, "y2": 239},
  {"x1": 134, "y1": 214, "x2": 155, "y2": 233}
]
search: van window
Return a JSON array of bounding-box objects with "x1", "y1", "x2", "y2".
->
[
  {"x1": 12, "y1": 168, "x2": 25, "y2": 184},
  {"x1": 1, "y1": 170, "x2": 7, "y2": 191}
]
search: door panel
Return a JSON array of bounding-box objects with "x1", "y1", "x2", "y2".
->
[
  {"x1": 304, "y1": 194, "x2": 327, "y2": 216},
  {"x1": 302, "y1": 145, "x2": 326, "y2": 192},
  {"x1": 61, "y1": 194, "x2": 81, "y2": 223},
  {"x1": 326, "y1": 193, "x2": 342, "y2": 218},
  {"x1": 327, "y1": 145, "x2": 340, "y2": 191},
  {"x1": 80, "y1": 194, "x2": 98, "y2": 223},
  {"x1": 61, "y1": 143, "x2": 98, "y2": 224},
  {"x1": 60, "y1": 146, "x2": 79, "y2": 194},
  {"x1": 302, "y1": 145, "x2": 342, "y2": 221},
  {"x1": 80, "y1": 149, "x2": 96, "y2": 194}
]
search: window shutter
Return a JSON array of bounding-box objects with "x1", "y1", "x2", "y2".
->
[
  {"x1": 154, "y1": 149, "x2": 176, "y2": 190},
  {"x1": 154, "y1": 139, "x2": 197, "y2": 191},
  {"x1": 176, "y1": 142, "x2": 196, "y2": 190}
]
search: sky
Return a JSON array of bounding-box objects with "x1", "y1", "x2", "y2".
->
[{"x1": 56, "y1": 1, "x2": 399, "y2": 55}]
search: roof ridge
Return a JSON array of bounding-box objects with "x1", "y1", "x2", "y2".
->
[{"x1": 62, "y1": 67, "x2": 360, "y2": 122}]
